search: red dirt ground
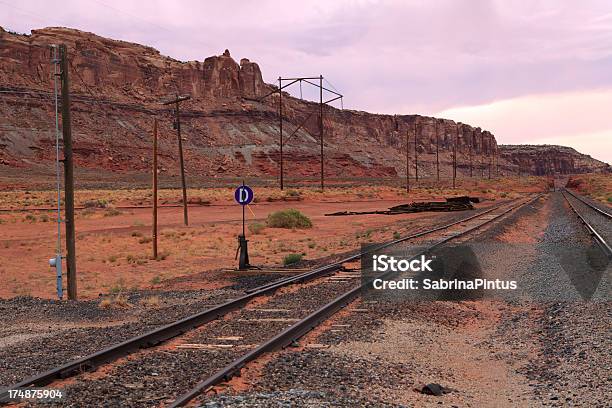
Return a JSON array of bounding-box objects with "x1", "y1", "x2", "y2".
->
[{"x1": 0, "y1": 179, "x2": 548, "y2": 299}]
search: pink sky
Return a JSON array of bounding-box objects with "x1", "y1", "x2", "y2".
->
[{"x1": 2, "y1": 0, "x2": 611, "y2": 163}]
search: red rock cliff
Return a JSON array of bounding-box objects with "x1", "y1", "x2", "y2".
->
[{"x1": 0, "y1": 27, "x2": 608, "y2": 184}]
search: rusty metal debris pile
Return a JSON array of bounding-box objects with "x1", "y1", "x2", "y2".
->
[{"x1": 325, "y1": 196, "x2": 480, "y2": 216}]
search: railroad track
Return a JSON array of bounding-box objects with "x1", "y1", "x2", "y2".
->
[
  {"x1": 561, "y1": 188, "x2": 611, "y2": 258},
  {"x1": 169, "y1": 193, "x2": 544, "y2": 407},
  {"x1": 0, "y1": 194, "x2": 543, "y2": 406}
]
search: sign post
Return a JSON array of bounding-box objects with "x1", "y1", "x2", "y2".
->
[{"x1": 234, "y1": 183, "x2": 254, "y2": 270}]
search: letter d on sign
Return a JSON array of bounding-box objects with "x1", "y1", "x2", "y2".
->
[{"x1": 234, "y1": 185, "x2": 254, "y2": 206}]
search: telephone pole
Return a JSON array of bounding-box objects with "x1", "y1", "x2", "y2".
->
[
  {"x1": 162, "y1": 95, "x2": 190, "y2": 225},
  {"x1": 435, "y1": 121, "x2": 440, "y2": 182},
  {"x1": 319, "y1": 75, "x2": 324, "y2": 191},
  {"x1": 496, "y1": 145, "x2": 499, "y2": 177},
  {"x1": 488, "y1": 134, "x2": 492, "y2": 179},
  {"x1": 406, "y1": 130, "x2": 410, "y2": 193},
  {"x1": 414, "y1": 122, "x2": 419, "y2": 182},
  {"x1": 278, "y1": 77, "x2": 284, "y2": 190},
  {"x1": 481, "y1": 132, "x2": 485, "y2": 178},
  {"x1": 453, "y1": 124, "x2": 458, "y2": 188},
  {"x1": 59, "y1": 44, "x2": 77, "y2": 300},
  {"x1": 469, "y1": 129, "x2": 474, "y2": 177},
  {"x1": 152, "y1": 118, "x2": 158, "y2": 260}
]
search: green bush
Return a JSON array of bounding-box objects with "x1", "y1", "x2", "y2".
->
[
  {"x1": 393, "y1": 231, "x2": 401, "y2": 239},
  {"x1": 283, "y1": 253, "x2": 303, "y2": 265},
  {"x1": 267, "y1": 209, "x2": 312, "y2": 229}
]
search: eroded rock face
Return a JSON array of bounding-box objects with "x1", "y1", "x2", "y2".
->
[
  {"x1": 499, "y1": 145, "x2": 610, "y2": 176},
  {"x1": 0, "y1": 26, "x2": 608, "y2": 180},
  {"x1": 202, "y1": 51, "x2": 240, "y2": 99},
  {"x1": 239, "y1": 58, "x2": 265, "y2": 98}
]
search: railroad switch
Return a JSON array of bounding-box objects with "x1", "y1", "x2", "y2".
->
[{"x1": 237, "y1": 234, "x2": 250, "y2": 270}]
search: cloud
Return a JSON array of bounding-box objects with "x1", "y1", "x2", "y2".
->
[{"x1": 436, "y1": 88, "x2": 612, "y2": 164}]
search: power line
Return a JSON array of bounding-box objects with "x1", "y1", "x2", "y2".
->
[{"x1": 90, "y1": 0, "x2": 214, "y2": 53}]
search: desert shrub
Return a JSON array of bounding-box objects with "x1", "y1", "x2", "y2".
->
[
  {"x1": 84, "y1": 199, "x2": 108, "y2": 208},
  {"x1": 104, "y1": 207, "x2": 122, "y2": 217},
  {"x1": 126, "y1": 254, "x2": 147, "y2": 265},
  {"x1": 283, "y1": 253, "x2": 303, "y2": 265},
  {"x1": 81, "y1": 207, "x2": 95, "y2": 217},
  {"x1": 248, "y1": 222, "x2": 266, "y2": 234},
  {"x1": 99, "y1": 294, "x2": 131, "y2": 309},
  {"x1": 24, "y1": 214, "x2": 37, "y2": 223},
  {"x1": 140, "y1": 296, "x2": 160, "y2": 307},
  {"x1": 131, "y1": 231, "x2": 143, "y2": 237},
  {"x1": 161, "y1": 229, "x2": 177, "y2": 237},
  {"x1": 156, "y1": 250, "x2": 170, "y2": 261},
  {"x1": 150, "y1": 275, "x2": 162, "y2": 284},
  {"x1": 138, "y1": 236, "x2": 152, "y2": 244},
  {"x1": 267, "y1": 209, "x2": 312, "y2": 229},
  {"x1": 285, "y1": 189, "x2": 301, "y2": 197},
  {"x1": 39, "y1": 214, "x2": 50, "y2": 222},
  {"x1": 393, "y1": 231, "x2": 401, "y2": 239}
]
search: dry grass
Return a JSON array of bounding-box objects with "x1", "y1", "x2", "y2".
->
[
  {"x1": 0, "y1": 179, "x2": 549, "y2": 211},
  {"x1": 139, "y1": 295, "x2": 161, "y2": 308},
  {"x1": 568, "y1": 174, "x2": 612, "y2": 205},
  {"x1": 99, "y1": 294, "x2": 132, "y2": 309},
  {"x1": 248, "y1": 222, "x2": 266, "y2": 234}
]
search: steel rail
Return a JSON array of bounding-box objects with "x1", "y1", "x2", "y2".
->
[
  {"x1": 0, "y1": 198, "x2": 525, "y2": 403},
  {"x1": 169, "y1": 194, "x2": 544, "y2": 407},
  {"x1": 562, "y1": 190, "x2": 612, "y2": 258},
  {"x1": 564, "y1": 188, "x2": 612, "y2": 219}
]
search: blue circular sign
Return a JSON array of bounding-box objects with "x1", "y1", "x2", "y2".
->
[{"x1": 234, "y1": 185, "x2": 254, "y2": 206}]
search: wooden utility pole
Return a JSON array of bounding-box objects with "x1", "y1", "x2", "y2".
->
[
  {"x1": 59, "y1": 44, "x2": 77, "y2": 300},
  {"x1": 481, "y1": 132, "x2": 485, "y2": 178},
  {"x1": 162, "y1": 95, "x2": 190, "y2": 225},
  {"x1": 152, "y1": 118, "x2": 158, "y2": 260},
  {"x1": 319, "y1": 75, "x2": 324, "y2": 191},
  {"x1": 496, "y1": 145, "x2": 499, "y2": 177},
  {"x1": 414, "y1": 122, "x2": 419, "y2": 182},
  {"x1": 453, "y1": 124, "x2": 458, "y2": 188},
  {"x1": 488, "y1": 134, "x2": 492, "y2": 179},
  {"x1": 435, "y1": 121, "x2": 440, "y2": 182},
  {"x1": 469, "y1": 129, "x2": 474, "y2": 177},
  {"x1": 278, "y1": 77, "x2": 284, "y2": 190},
  {"x1": 406, "y1": 130, "x2": 410, "y2": 193}
]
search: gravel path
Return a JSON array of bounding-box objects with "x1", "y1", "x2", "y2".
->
[{"x1": 564, "y1": 190, "x2": 612, "y2": 245}]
